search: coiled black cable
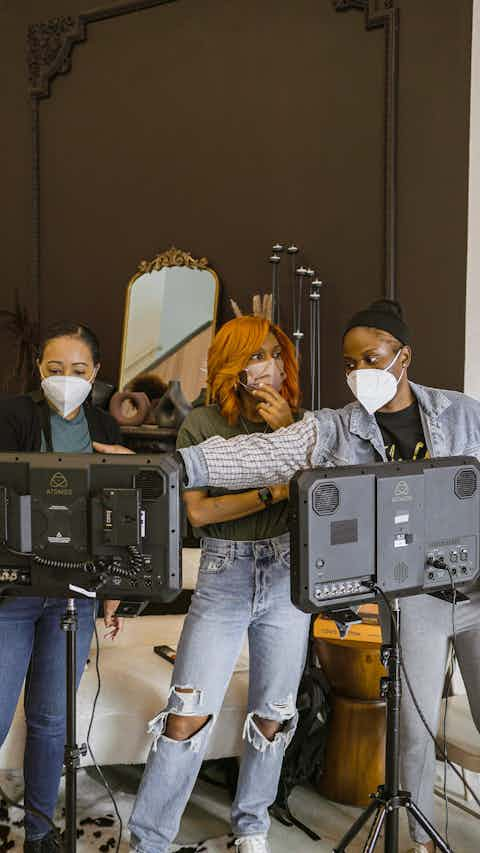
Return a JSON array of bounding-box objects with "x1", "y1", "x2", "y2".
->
[
  {"x1": 32, "y1": 554, "x2": 94, "y2": 572},
  {"x1": 126, "y1": 545, "x2": 144, "y2": 574}
]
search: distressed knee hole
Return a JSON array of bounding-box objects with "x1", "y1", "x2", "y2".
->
[
  {"x1": 253, "y1": 715, "x2": 283, "y2": 741},
  {"x1": 165, "y1": 712, "x2": 210, "y2": 741},
  {"x1": 243, "y1": 694, "x2": 298, "y2": 753},
  {"x1": 147, "y1": 685, "x2": 215, "y2": 753}
]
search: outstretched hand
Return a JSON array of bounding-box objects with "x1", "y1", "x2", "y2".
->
[
  {"x1": 92, "y1": 442, "x2": 134, "y2": 455},
  {"x1": 252, "y1": 385, "x2": 294, "y2": 430}
]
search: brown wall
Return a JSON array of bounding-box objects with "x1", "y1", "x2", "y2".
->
[{"x1": 0, "y1": 0, "x2": 473, "y2": 409}]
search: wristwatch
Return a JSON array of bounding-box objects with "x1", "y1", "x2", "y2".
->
[{"x1": 257, "y1": 487, "x2": 273, "y2": 507}]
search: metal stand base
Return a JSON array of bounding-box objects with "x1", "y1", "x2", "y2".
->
[
  {"x1": 333, "y1": 787, "x2": 451, "y2": 852},
  {"x1": 61, "y1": 598, "x2": 87, "y2": 853},
  {"x1": 332, "y1": 599, "x2": 453, "y2": 853}
]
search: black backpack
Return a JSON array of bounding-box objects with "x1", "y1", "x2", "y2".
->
[{"x1": 270, "y1": 632, "x2": 331, "y2": 840}]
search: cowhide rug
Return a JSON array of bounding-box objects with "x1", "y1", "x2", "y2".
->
[{"x1": 0, "y1": 770, "x2": 237, "y2": 852}]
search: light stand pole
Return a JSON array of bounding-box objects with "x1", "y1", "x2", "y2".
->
[
  {"x1": 333, "y1": 598, "x2": 452, "y2": 853},
  {"x1": 287, "y1": 244, "x2": 299, "y2": 338},
  {"x1": 61, "y1": 598, "x2": 87, "y2": 853},
  {"x1": 309, "y1": 276, "x2": 325, "y2": 411},
  {"x1": 269, "y1": 245, "x2": 283, "y2": 326},
  {"x1": 293, "y1": 266, "x2": 307, "y2": 361}
]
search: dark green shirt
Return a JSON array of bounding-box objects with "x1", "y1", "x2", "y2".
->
[{"x1": 177, "y1": 405, "x2": 295, "y2": 542}]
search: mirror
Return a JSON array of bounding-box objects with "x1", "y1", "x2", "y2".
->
[{"x1": 119, "y1": 247, "x2": 220, "y2": 401}]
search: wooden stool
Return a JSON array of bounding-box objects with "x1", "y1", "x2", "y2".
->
[{"x1": 314, "y1": 607, "x2": 387, "y2": 807}]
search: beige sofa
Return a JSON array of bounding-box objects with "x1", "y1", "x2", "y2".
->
[{"x1": 0, "y1": 549, "x2": 249, "y2": 770}]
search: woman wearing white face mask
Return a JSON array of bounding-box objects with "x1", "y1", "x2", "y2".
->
[
  {"x1": 177, "y1": 299, "x2": 480, "y2": 853},
  {"x1": 0, "y1": 322, "x2": 130, "y2": 853}
]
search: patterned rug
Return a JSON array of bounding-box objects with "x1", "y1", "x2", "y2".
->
[{"x1": 0, "y1": 770, "x2": 238, "y2": 852}]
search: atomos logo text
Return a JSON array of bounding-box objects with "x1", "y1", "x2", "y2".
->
[
  {"x1": 394, "y1": 480, "x2": 409, "y2": 497},
  {"x1": 47, "y1": 472, "x2": 72, "y2": 496}
]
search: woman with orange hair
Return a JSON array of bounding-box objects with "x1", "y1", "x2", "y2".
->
[{"x1": 129, "y1": 316, "x2": 310, "y2": 853}]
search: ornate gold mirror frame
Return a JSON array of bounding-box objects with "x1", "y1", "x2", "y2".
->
[{"x1": 119, "y1": 247, "x2": 220, "y2": 398}]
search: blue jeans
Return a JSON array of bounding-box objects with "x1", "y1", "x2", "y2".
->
[
  {"x1": 129, "y1": 533, "x2": 311, "y2": 853},
  {"x1": 0, "y1": 596, "x2": 95, "y2": 840}
]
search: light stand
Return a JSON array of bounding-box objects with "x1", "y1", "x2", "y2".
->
[
  {"x1": 290, "y1": 459, "x2": 480, "y2": 852},
  {"x1": 0, "y1": 452, "x2": 182, "y2": 853},
  {"x1": 61, "y1": 598, "x2": 87, "y2": 853},
  {"x1": 333, "y1": 599, "x2": 452, "y2": 853}
]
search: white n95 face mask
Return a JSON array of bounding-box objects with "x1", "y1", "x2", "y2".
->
[
  {"x1": 346, "y1": 349, "x2": 404, "y2": 415},
  {"x1": 41, "y1": 374, "x2": 95, "y2": 418}
]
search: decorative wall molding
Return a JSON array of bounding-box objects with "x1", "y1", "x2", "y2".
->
[
  {"x1": 27, "y1": 16, "x2": 87, "y2": 98},
  {"x1": 28, "y1": 0, "x2": 177, "y2": 327},
  {"x1": 334, "y1": 0, "x2": 400, "y2": 300},
  {"x1": 27, "y1": 1, "x2": 177, "y2": 100},
  {"x1": 27, "y1": 0, "x2": 399, "y2": 326}
]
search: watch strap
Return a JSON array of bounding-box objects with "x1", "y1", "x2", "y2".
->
[{"x1": 257, "y1": 487, "x2": 273, "y2": 507}]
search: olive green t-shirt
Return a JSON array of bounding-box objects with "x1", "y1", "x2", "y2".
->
[{"x1": 176, "y1": 404, "x2": 295, "y2": 542}]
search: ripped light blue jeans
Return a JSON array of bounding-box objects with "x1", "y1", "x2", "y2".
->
[{"x1": 129, "y1": 533, "x2": 311, "y2": 853}]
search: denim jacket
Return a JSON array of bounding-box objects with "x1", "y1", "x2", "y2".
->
[{"x1": 180, "y1": 382, "x2": 480, "y2": 491}]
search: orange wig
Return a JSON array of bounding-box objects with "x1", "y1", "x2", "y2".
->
[{"x1": 207, "y1": 316, "x2": 300, "y2": 425}]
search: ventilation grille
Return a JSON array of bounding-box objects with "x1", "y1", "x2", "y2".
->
[
  {"x1": 394, "y1": 561, "x2": 409, "y2": 584},
  {"x1": 134, "y1": 470, "x2": 165, "y2": 501},
  {"x1": 454, "y1": 468, "x2": 478, "y2": 500},
  {"x1": 312, "y1": 483, "x2": 340, "y2": 516}
]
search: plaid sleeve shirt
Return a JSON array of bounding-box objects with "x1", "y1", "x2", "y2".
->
[{"x1": 179, "y1": 412, "x2": 325, "y2": 490}]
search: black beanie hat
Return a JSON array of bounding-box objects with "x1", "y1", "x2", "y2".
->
[{"x1": 343, "y1": 299, "x2": 410, "y2": 345}]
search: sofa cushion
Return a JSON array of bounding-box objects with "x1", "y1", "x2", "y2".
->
[{"x1": 0, "y1": 612, "x2": 249, "y2": 770}]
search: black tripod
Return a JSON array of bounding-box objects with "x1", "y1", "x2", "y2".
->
[
  {"x1": 333, "y1": 599, "x2": 452, "y2": 853},
  {"x1": 61, "y1": 598, "x2": 87, "y2": 853}
]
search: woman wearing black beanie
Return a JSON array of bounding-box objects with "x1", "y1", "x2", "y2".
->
[{"x1": 177, "y1": 297, "x2": 480, "y2": 853}]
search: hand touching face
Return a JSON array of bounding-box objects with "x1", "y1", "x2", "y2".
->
[{"x1": 252, "y1": 385, "x2": 294, "y2": 430}]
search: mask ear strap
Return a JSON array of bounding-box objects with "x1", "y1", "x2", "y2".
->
[{"x1": 386, "y1": 347, "x2": 403, "y2": 372}]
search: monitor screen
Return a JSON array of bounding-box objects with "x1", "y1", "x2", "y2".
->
[
  {"x1": 0, "y1": 452, "x2": 182, "y2": 602},
  {"x1": 290, "y1": 456, "x2": 480, "y2": 612}
]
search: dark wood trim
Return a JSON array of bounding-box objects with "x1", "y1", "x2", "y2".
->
[
  {"x1": 335, "y1": 0, "x2": 399, "y2": 300},
  {"x1": 27, "y1": 0, "x2": 177, "y2": 330}
]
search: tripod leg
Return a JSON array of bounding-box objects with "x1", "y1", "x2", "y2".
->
[
  {"x1": 362, "y1": 805, "x2": 386, "y2": 853},
  {"x1": 406, "y1": 802, "x2": 453, "y2": 853},
  {"x1": 383, "y1": 602, "x2": 401, "y2": 853},
  {"x1": 332, "y1": 798, "x2": 380, "y2": 852}
]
